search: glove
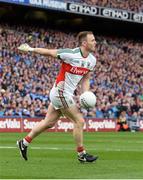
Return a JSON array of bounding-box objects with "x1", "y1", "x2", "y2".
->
[{"x1": 17, "y1": 43, "x2": 34, "y2": 52}]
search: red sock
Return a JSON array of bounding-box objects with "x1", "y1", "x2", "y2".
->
[
  {"x1": 77, "y1": 146, "x2": 84, "y2": 153},
  {"x1": 25, "y1": 136, "x2": 32, "y2": 143}
]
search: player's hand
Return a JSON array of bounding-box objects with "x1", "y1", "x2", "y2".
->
[{"x1": 17, "y1": 43, "x2": 34, "y2": 52}]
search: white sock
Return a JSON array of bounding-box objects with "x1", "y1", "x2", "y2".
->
[
  {"x1": 23, "y1": 138, "x2": 29, "y2": 146},
  {"x1": 78, "y1": 150, "x2": 86, "y2": 156}
]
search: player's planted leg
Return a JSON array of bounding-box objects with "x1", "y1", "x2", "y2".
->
[{"x1": 61, "y1": 105, "x2": 98, "y2": 163}]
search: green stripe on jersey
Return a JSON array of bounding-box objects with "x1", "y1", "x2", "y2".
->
[{"x1": 58, "y1": 48, "x2": 80, "y2": 54}]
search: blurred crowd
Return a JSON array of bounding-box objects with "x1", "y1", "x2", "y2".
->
[
  {"x1": 0, "y1": 24, "x2": 143, "y2": 121},
  {"x1": 67, "y1": 0, "x2": 143, "y2": 13}
]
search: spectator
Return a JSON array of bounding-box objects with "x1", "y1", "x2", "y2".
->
[{"x1": 116, "y1": 110, "x2": 130, "y2": 131}]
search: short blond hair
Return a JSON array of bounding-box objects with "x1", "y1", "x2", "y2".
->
[{"x1": 77, "y1": 31, "x2": 93, "y2": 45}]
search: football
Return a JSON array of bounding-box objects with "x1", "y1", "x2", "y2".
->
[{"x1": 80, "y1": 91, "x2": 96, "y2": 109}]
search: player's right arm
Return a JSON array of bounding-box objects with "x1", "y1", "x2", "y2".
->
[{"x1": 18, "y1": 43, "x2": 58, "y2": 58}]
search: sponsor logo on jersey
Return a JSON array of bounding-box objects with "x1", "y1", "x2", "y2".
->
[{"x1": 70, "y1": 66, "x2": 89, "y2": 75}]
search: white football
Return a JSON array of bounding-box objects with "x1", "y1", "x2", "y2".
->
[{"x1": 80, "y1": 91, "x2": 96, "y2": 109}]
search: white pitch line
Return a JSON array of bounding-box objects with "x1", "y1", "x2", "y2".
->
[
  {"x1": 0, "y1": 146, "x2": 143, "y2": 152},
  {"x1": 0, "y1": 146, "x2": 64, "y2": 150}
]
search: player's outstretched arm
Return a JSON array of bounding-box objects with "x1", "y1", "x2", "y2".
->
[{"x1": 18, "y1": 43, "x2": 58, "y2": 58}]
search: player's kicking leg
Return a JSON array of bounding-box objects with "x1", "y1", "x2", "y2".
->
[
  {"x1": 17, "y1": 103, "x2": 61, "y2": 160},
  {"x1": 60, "y1": 105, "x2": 98, "y2": 163}
]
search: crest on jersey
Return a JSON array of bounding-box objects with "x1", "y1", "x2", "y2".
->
[
  {"x1": 87, "y1": 62, "x2": 91, "y2": 68},
  {"x1": 81, "y1": 61, "x2": 85, "y2": 67}
]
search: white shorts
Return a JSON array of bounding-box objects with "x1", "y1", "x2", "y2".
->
[{"x1": 49, "y1": 86, "x2": 75, "y2": 110}]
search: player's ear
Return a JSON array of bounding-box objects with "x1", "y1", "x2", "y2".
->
[{"x1": 82, "y1": 40, "x2": 87, "y2": 47}]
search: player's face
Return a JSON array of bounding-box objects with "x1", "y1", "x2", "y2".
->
[{"x1": 86, "y1": 34, "x2": 96, "y2": 52}]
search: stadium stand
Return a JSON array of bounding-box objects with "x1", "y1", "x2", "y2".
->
[
  {"x1": 61, "y1": 0, "x2": 143, "y2": 12},
  {"x1": 0, "y1": 23, "x2": 143, "y2": 119},
  {"x1": 81, "y1": 0, "x2": 143, "y2": 12}
]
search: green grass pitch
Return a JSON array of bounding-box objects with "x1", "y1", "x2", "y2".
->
[{"x1": 0, "y1": 132, "x2": 143, "y2": 179}]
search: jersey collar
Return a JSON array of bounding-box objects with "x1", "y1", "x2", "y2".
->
[{"x1": 79, "y1": 48, "x2": 89, "y2": 58}]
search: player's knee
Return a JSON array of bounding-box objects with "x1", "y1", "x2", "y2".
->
[
  {"x1": 75, "y1": 119, "x2": 84, "y2": 128},
  {"x1": 80, "y1": 119, "x2": 85, "y2": 127}
]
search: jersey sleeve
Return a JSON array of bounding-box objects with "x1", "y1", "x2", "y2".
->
[{"x1": 57, "y1": 49, "x2": 74, "y2": 64}]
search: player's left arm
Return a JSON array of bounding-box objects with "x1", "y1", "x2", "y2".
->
[
  {"x1": 80, "y1": 72, "x2": 91, "y2": 93},
  {"x1": 80, "y1": 55, "x2": 96, "y2": 93}
]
